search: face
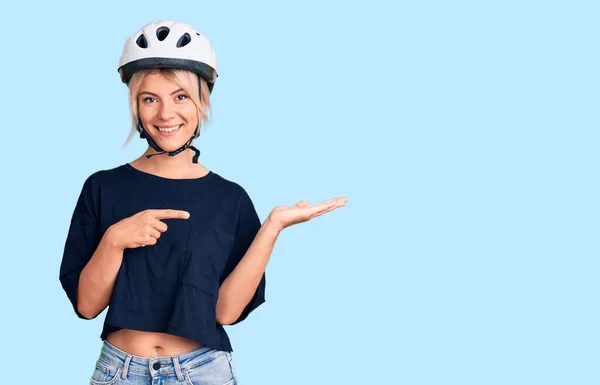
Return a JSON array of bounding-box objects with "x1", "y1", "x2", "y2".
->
[{"x1": 137, "y1": 71, "x2": 199, "y2": 151}]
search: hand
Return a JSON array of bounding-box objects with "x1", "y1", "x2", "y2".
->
[
  {"x1": 267, "y1": 197, "x2": 348, "y2": 232},
  {"x1": 105, "y1": 209, "x2": 190, "y2": 250}
]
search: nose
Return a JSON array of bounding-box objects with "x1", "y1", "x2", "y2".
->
[{"x1": 157, "y1": 100, "x2": 177, "y2": 121}]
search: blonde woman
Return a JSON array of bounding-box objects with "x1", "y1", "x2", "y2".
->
[{"x1": 59, "y1": 20, "x2": 347, "y2": 385}]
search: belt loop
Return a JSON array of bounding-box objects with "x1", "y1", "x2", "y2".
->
[
  {"x1": 121, "y1": 354, "x2": 132, "y2": 380},
  {"x1": 173, "y1": 355, "x2": 184, "y2": 381}
]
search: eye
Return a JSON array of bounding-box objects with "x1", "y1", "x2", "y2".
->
[
  {"x1": 177, "y1": 94, "x2": 189, "y2": 101},
  {"x1": 142, "y1": 97, "x2": 156, "y2": 103}
]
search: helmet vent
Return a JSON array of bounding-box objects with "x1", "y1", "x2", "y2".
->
[
  {"x1": 156, "y1": 27, "x2": 170, "y2": 41},
  {"x1": 176, "y1": 33, "x2": 191, "y2": 48},
  {"x1": 136, "y1": 34, "x2": 148, "y2": 48}
]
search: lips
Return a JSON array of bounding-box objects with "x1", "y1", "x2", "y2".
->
[{"x1": 154, "y1": 124, "x2": 182, "y2": 137}]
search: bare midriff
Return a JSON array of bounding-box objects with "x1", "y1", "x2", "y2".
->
[{"x1": 106, "y1": 329, "x2": 204, "y2": 358}]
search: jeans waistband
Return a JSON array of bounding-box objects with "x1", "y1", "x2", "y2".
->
[{"x1": 98, "y1": 339, "x2": 227, "y2": 380}]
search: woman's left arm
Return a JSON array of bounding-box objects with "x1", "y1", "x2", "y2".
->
[
  {"x1": 216, "y1": 197, "x2": 347, "y2": 325},
  {"x1": 216, "y1": 217, "x2": 280, "y2": 325}
]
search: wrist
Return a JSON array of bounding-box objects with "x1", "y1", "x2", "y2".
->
[
  {"x1": 264, "y1": 215, "x2": 284, "y2": 234},
  {"x1": 102, "y1": 226, "x2": 124, "y2": 251}
]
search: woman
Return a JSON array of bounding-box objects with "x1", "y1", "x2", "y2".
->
[{"x1": 59, "y1": 20, "x2": 347, "y2": 385}]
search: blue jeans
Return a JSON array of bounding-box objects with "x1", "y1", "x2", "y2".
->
[{"x1": 89, "y1": 340, "x2": 238, "y2": 385}]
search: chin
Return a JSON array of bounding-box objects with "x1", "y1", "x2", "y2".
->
[{"x1": 152, "y1": 139, "x2": 192, "y2": 152}]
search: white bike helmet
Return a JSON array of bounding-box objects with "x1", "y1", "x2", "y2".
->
[
  {"x1": 117, "y1": 20, "x2": 218, "y2": 164},
  {"x1": 118, "y1": 20, "x2": 218, "y2": 92}
]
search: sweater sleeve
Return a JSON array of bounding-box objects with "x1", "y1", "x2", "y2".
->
[
  {"x1": 219, "y1": 186, "x2": 266, "y2": 325},
  {"x1": 58, "y1": 175, "x2": 101, "y2": 320}
]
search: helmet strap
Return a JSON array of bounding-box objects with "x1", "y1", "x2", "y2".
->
[{"x1": 138, "y1": 121, "x2": 201, "y2": 164}]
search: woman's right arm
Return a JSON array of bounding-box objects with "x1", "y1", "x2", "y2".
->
[
  {"x1": 74, "y1": 209, "x2": 190, "y2": 319},
  {"x1": 76, "y1": 228, "x2": 124, "y2": 320}
]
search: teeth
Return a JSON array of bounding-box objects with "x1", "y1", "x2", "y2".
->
[{"x1": 158, "y1": 125, "x2": 181, "y2": 132}]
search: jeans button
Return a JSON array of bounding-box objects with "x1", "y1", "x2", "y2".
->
[{"x1": 153, "y1": 362, "x2": 161, "y2": 370}]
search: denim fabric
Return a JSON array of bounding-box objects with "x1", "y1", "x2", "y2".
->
[{"x1": 89, "y1": 340, "x2": 238, "y2": 385}]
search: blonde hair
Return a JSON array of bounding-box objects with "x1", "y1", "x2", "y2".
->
[{"x1": 121, "y1": 68, "x2": 212, "y2": 148}]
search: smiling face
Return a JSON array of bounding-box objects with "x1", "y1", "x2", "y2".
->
[{"x1": 137, "y1": 71, "x2": 200, "y2": 152}]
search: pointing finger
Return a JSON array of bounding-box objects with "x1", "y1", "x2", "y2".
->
[{"x1": 151, "y1": 209, "x2": 191, "y2": 219}]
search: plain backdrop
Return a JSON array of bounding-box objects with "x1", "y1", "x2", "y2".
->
[{"x1": 0, "y1": 1, "x2": 598, "y2": 384}]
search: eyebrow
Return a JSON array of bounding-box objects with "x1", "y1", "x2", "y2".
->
[{"x1": 139, "y1": 88, "x2": 184, "y2": 97}]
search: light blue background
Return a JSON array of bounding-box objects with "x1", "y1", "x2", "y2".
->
[{"x1": 1, "y1": 1, "x2": 598, "y2": 384}]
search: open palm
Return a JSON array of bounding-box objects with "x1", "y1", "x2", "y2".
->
[{"x1": 268, "y1": 197, "x2": 348, "y2": 231}]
